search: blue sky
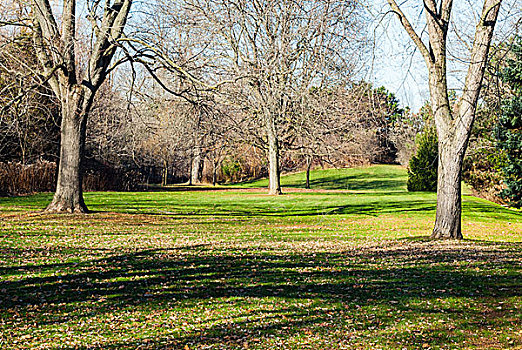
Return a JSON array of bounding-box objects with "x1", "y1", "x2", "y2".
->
[{"x1": 370, "y1": 0, "x2": 521, "y2": 113}]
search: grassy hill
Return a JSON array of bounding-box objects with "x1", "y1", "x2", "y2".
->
[{"x1": 239, "y1": 165, "x2": 408, "y2": 192}]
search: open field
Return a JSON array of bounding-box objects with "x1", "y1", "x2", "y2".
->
[{"x1": 0, "y1": 165, "x2": 521, "y2": 349}]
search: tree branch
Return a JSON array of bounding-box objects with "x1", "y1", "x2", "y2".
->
[{"x1": 387, "y1": 0, "x2": 433, "y2": 65}]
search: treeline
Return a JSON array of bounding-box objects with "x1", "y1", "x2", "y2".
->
[
  {"x1": 1, "y1": 26, "x2": 520, "y2": 208},
  {"x1": 0, "y1": 40, "x2": 413, "y2": 193},
  {"x1": 0, "y1": 0, "x2": 418, "y2": 196}
]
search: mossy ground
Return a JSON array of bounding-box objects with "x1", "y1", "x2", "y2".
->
[{"x1": 0, "y1": 165, "x2": 520, "y2": 349}]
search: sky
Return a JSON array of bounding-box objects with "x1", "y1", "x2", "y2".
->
[
  {"x1": 370, "y1": 0, "x2": 522, "y2": 113},
  {"x1": 369, "y1": 1, "x2": 429, "y2": 112},
  {"x1": 33, "y1": 0, "x2": 522, "y2": 114}
]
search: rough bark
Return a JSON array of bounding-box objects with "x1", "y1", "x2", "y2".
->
[
  {"x1": 31, "y1": 0, "x2": 133, "y2": 213},
  {"x1": 432, "y1": 141, "x2": 464, "y2": 239},
  {"x1": 46, "y1": 87, "x2": 90, "y2": 213},
  {"x1": 388, "y1": 0, "x2": 502, "y2": 239},
  {"x1": 266, "y1": 115, "x2": 282, "y2": 195}
]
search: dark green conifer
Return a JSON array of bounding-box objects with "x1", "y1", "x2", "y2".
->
[{"x1": 495, "y1": 36, "x2": 522, "y2": 207}]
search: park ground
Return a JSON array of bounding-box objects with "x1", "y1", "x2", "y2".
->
[{"x1": 0, "y1": 165, "x2": 521, "y2": 349}]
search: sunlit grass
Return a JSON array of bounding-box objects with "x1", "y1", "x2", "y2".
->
[{"x1": 0, "y1": 165, "x2": 520, "y2": 349}]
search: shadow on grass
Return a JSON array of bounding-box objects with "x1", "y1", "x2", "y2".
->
[
  {"x1": 240, "y1": 166, "x2": 407, "y2": 192},
  {"x1": 86, "y1": 191, "x2": 521, "y2": 221},
  {"x1": 294, "y1": 174, "x2": 406, "y2": 191},
  {"x1": 102, "y1": 197, "x2": 438, "y2": 218},
  {"x1": 1, "y1": 242, "x2": 521, "y2": 348}
]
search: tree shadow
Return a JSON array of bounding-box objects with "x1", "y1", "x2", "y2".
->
[
  {"x1": 301, "y1": 174, "x2": 406, "y2": 191},
  {"x1": 1, "y1": 242, "x2": 521, "y2": 348},
  {"x1": 103, "y1": 197, "x2": 437, "y2": 218}
]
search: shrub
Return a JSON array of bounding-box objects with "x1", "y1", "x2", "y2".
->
[
  {"x1": 221, "y1": 157, "x2": 243, "y2": 183},
  {"x1": 407, "y1": 127, "x2": 438, "y2": 192},
  {"x1": 0, "y1": 161, "x2": 56, "y2": 196},
  {"x1": 0, "y1": 161, "x2": 143, "y2": 196},
  {"x1": 463, "y1": 138, "x2": 506, "y2": 204}
]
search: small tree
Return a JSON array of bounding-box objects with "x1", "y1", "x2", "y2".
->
[
  {"x1": 495, "y1": 36, "x2": 522, "y2": 207},
  {"x1": 407, "y1": 127, "x2": 438, "y2": 192}
]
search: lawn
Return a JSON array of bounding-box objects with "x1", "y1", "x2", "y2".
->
[{"x1": 0, "y1": 165, "x2": 521, "y2": 349}]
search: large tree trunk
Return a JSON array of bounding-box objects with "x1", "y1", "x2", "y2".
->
[
  {"x1": 431, "y1": 139, "x2": 464, "y2": 239},
  {"x1": 266, "y1": 115, "x2": 282, "y2": 195},
  {"x1": 32, "y1": 0, "x2": 133, "y2": 214},
  {"x1": 46, "y1": 87, "x2": 89, "y2": 213},
  {"x1": 388, "y1": 0, "x2": 501, "y2": 239}
]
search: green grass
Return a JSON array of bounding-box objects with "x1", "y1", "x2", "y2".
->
[
  {"x1": 239, "y1": 165, "x2": 408, "y2": 191},
  {"x1": 0, "y1": 165, "x2": 521, "y2": 349}
]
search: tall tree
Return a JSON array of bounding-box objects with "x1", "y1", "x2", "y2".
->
[
  {"x1": 31, "y1": 0, "x2": 132, "y2": 212},
  {"x1": 387, "y1": 0, "x2": 502, "y2": 239},
  {"x1": 180, "y1": 0, "x2": 365, "y2": 194}
]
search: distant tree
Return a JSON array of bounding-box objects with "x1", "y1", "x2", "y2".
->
[
  {"x1": 291, "y1": 83, "x2": 404, "y2": 188},
  {"x1": 366, "y1": 85, "x2": 404, "y2": 164},
  {"x1": 0, "y1": 33, "x2": 60, "y2": 164},
  {"x1": 495, "y1": 36, "x2": 522, "y2": 207},
  {"x1": 390, "y1": 108, "x2": 423, "y2": 167},
  {"x1": 180, "y1": 0, "x2": 366, "y2": 194}
]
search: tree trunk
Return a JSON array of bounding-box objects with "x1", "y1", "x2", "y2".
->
[
  {"x1": 212, "y1": 159, "x2": 219, "y2": 186},
  {"x1": 45, "y1": 87, "x2": 89, "y2": 213},
  {"x1": 305, "y1": 155, "x2": 312, "y2": 189},
  {"x1": 431, "y1": 139, "x2": 464, "y2": 239},
  {"x1": 266, "y1": 115, "x2": 282, "y2": 195},
  {"x1": 162, "y1": 159, "x2": 168, "y2": 186},
  {"x1": 387, "y1": 0, "x2": 501, "y2": 240},
  {"x1": 191, "y1": 152, "x2": 203, "y2": 185}
]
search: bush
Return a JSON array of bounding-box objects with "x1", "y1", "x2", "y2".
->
[
  {"x1": 0, "y1": 161, "x2": 143, "y2": 196},
  {"x1": 495, "y1": 97, "x2": 522, "y2": 207},
  {"x1": 220, "y1": 157, "x2": 243, "y2": 183},
  {"x1": 463, "y1": 138, "x2": 506, "y2": 204},
  {"x1": 407, "y1": 127, "x2": 438, "y2": 192},
  {"x1": 0, "y1": 161, "x2": 56, "y2": 196},
  {"x1": 83, "y1": 165, "x2": 144, "y2": 192}
]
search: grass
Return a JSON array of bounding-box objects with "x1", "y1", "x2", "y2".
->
[
  {"x1": 0, "y1": 164, "x2": 521, "y2": 349},
  {"x1": 239, "y1": 165, "x2": 408, "y2": 192}
]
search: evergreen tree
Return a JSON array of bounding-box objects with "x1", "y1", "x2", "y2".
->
[
  {"x1": 495, "y1": 36, "x2": 522, "y2": 207},
  {"x1": 407, "y1": 126, "x2": 438, "y2": 192}
]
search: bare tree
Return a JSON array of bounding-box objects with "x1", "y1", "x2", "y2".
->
[
  {"x1": 179, "y1": 0, "x2": 365, "y2": 194},
  {"x1": 292, "y1": 83, "x2": 404, "y2": 188},
  {"x1": 30, "y1": 0, "x2": 132, "y2": 212},
  {"x1": 0, "y1": 32, "x2": 60, "y2": 164},
  {"x1": 387, "y1": 0, "x2": 502, "y2": 239}
]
